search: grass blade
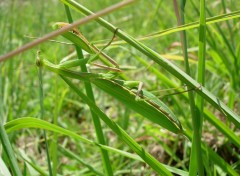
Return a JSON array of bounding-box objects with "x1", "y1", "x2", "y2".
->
[
  {"x1": 136, "y1": 10, "x2": 240, "y2": 43},
  {"x1": 36, "y1": 52, "x2": 53, "y2": 176},
  {"x1": 61, "y1": 76, "x2": 173, "y2": 175},
  {"x1": 0, "y1": 157, "x2": 12, "y2": 176},
  {"x1": 63, "y1": 5, "x2": 114, "y2": 175},
  {"x1": 5, "y1": 117, "x2": 173, "y2": 175},
  {"x1": 173, "y1": 0, "x2": 203, "y2": 174},
  {"x1": 190, "y1": 0, "x2": 206, "y2": 175},
  {"x1": 4, "y1": 118, "x2": 136, "y2": 160},
  {"x1": 184, "y1": 130, "x2": 239, "y2": 176},
  {"x1": 0, "y1": 123, "x2": 22, "y2": 176},
  {"x1": 4, "y1": 117, "x2": 189, "y2": 175}
]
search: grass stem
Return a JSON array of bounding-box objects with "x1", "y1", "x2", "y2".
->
[
  {"x1": 64, "y1": 5, "x2": 113, "y2": 175},
  {"x1": 37, "y1": 52, "x2": 53, "y2": 176}
]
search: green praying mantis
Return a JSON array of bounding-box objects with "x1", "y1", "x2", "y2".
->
[{"x1": 36, "y1": 22, "x2": 185, "y2": 134}]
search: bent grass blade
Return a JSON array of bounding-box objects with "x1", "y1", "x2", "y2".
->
[
  {"x1": 4, "y1": 117, "x2": 189, "y2": 175},
  {"x1": 0, "y1": 124, "x2": 22, "y2": 176}
]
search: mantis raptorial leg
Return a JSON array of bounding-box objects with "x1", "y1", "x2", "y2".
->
[
  {"x1": 135, "y1": 83, "x2": 202, "y2": 101},
  {"x1": 114, "y1": 80, "x2": 182, "y2": 129},
  {"x1": 135, "y1": 81, "x2": 143, "y2": 101}
]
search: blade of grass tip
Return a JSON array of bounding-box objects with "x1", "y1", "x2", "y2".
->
[
  {"x1": 36, "y1": 51, "x2": 53, "y2": 176},
  {"x1": 62, "y1": 0, "x2": 240, "y2": 127},
  {"x1": 60, "y1": 76, "x2": 173, "y2": 176},
  {"x1": 0, "y1": 123, "x2": 22, "y2": 176},
  {"x1": 174, "y1": 0, "x2": 204, "y2": 175},
  {"x1": 63, "y1": 5, "x2": 113, "y2": 176}
]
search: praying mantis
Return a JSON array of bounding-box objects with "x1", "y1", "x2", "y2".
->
[{"x1": 36, "y1": 22, "x2": 184, "y2": 134}]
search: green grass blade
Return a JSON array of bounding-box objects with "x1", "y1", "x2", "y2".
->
[
  {"x1": 191, "y1": 1, "x2": 206, "y2": 175},
  {"x1": 5, "y1": 116, "x2": 173, "y2": 175},
  {"x1": 61, "y1": 76, "x2": 173, "y2": 175},
  {"x1": 0, "y1": 157, "x2": 12, "y2": 176},
  {"x1": 3, "y1": 117, "x2": 140, "y2": 161},
  {"x1": 140, "y1": 10, "x2": 240, "y2": 41},
  {"x1": 132, "y1": 41, "x2": 240, "y2": 175},
  {"x1": 206, "y1": 8, "x2": 239, "y2": 90},
  {"x1": 63, "y1": 6, "x2": 114, "y2": 176},
  {"x1": 135, "y1": 54, "x2": 240, "y2": 152},
  {"x1": 196, "y1": 0, "x2": 207, "y2": 119},
  {"x1": 72, "y1": 8, "x2": 240, "y2": 46},
  {"x1": 18, "y1": 148, "x2": 48, "y2": 176},
  {"x1": 184, "y1": 130, "x2": 239, "y2": 176},
  {"x1": 6, "y1": 115, "x2": 237, "y2": 175},
  {"x1": 204, "y1": 109, "x2": 240, "y2": 148},
  {"x1": 0, "y1": 123, "x2": 22, "y2": 176},
  {"x1": 22, "y1": 159, "x2": 48, "y2": 176},
  {"x1": 37, "y1": 54, "x2": 53, "y2": 176},
  {"x1": 173, "y1": 1, "x2": 204, "y2": 174}
]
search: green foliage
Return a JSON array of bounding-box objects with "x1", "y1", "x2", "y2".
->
[{"x1": 0, "y1": 0, "x2": 239, "y2": 175}]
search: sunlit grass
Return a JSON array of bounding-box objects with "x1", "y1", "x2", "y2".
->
[{"x1": 0, "y1": 0, "x2": 239, "y2": 175}]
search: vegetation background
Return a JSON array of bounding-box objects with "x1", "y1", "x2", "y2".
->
[{"x1": 0, "y1": 0, "x2": 239, "y2": 175}]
